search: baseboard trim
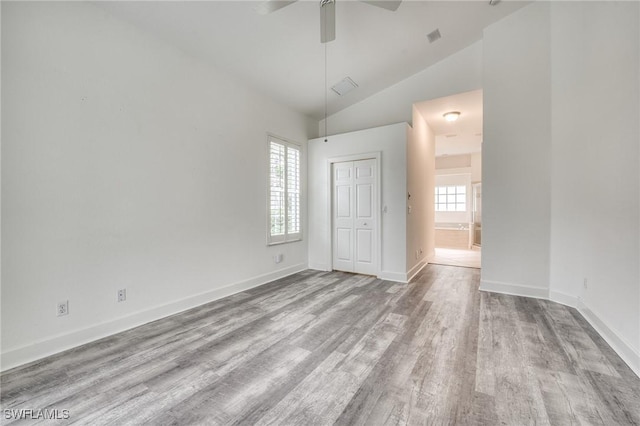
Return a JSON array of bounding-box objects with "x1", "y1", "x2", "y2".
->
[
  {"x1": 378, "y1": 271, "x2": 408, "y2": 283},
  {"x1": 549, "y1": 290, "x2": 579, "y2": 308},
  {"x1": 407, "y1": 260, "x2": 427, "y2": 282},
  {"x1": 308, "y1": 262, "x2": 330, "y2": 272},
  {"x1": 0, "y1": 263, "x2": 307, "y2": 372},
  {"x1": 479, "y1": 279, "x2": 549, "y2": 299},
  {"x1": 577, "y1": 300, "x2": 640, "y2": 378},
  {"x1": 480, "y1": 279, "x2": 639, "y2": 379},
  {"x1": 307, "y1": 262, "x2": 408, "y2": 283}
]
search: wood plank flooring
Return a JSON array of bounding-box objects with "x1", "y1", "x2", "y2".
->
[
  {"x1": 1, "y1": 265, "x2": 639, "y2": 425},
  {"x1": 430, "y1": 248, "x2": 481, "y2": 269}
]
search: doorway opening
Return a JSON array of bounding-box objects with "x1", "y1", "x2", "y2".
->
[{"x1": 414, "y1": 89, "x2": 482, "y2": 269}]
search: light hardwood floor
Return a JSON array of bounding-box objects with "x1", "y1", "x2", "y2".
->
[
  {"x1": 431, "y1": 248, "x2": 481, "y2": 269},
  {"x1": 1, "y1": 266, "x2": 639, "y2": 425}
]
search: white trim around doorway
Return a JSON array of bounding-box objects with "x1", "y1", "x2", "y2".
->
[{"x1": 326, "y1": 152, "x2": 382, "y2": 278}]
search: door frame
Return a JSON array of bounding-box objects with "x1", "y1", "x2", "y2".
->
[{"x1": 326, "y1": 152, "x2": 382, "y2": 276}]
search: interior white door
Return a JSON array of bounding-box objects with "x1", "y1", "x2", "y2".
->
[
  {"x1": 332, "y1": 161, "x2": 354, "y2": 273},
  {"x1": 332, "y1": 159, "x2": 377, "y2": 275}
]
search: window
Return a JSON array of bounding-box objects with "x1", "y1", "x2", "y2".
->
[
  {"x1": 268, "y1": 136, "x2": 301, "y2": 244},
  {"x1": 435, "y1": 185, "x2": 466, "y2": 212}
]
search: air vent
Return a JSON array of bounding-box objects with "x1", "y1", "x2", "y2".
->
[
  {"x1": 427, "y1": 29, "x2": 441, "y2": 43},
  {"x1": 445, "y1": 134, "x2": 457, "y2": 138},
  {"x1": 331, "y1": 77, "x2": 358, "y2": 96}
]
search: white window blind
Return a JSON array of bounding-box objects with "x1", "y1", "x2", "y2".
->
[{"x1": 268, "y1": 136, "x2": 301, "y2": 244}]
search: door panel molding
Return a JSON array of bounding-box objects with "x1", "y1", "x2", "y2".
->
[{"x1": 327, "y1": 152, "x2": 381, "y2": 276}]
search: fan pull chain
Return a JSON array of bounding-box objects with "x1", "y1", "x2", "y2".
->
[{"x1": 324, "y1": 35, "x2": 328, "y2": 142}]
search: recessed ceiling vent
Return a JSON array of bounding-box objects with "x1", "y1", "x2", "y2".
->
[
  {"x1": 331, "y1": 77, "x2": 358, "y2": 96},
  {"x1": 427, "y1": 29, "x2": 441, "y2": 43}
]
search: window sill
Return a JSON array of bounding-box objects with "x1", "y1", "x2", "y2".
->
[{"x1": 267, "y1": 238, "x2": 302, "y2": 246}]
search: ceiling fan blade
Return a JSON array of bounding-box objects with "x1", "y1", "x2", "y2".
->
[
  {"x1": 320, "y1": 0, "x2": 336, "y2": 43},
  {"x1": 255, "y1": 0, "x2": 298, "y2": 15},
  {"x1": 359, "y1": 0, "x2": 402, "y2": 12}
]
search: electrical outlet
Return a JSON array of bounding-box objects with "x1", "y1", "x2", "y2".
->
[
  {"x1": 57, "y1": 300, "x2": 69, "y2": 317},
  {"x1": 583, "y1": 278, "x2": 588, "y2": 290},
  {"x1": 415, "y1": 250, "x2": 419, "y2": 260},
  {"x1": 274, "y1": 254, "x2": 283, "y2": 264},
  {"x1": 118, "y1": 288, "x2": 126, "y2": 302}
]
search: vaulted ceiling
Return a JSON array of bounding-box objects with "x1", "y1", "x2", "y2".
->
[{"x1": 97, "y1": 1, "x2": 530, "y2": 121}]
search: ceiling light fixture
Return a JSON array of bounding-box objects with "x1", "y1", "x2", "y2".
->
[{"x1": 443, "y1": 111, "x2": 461, "y2": 122}]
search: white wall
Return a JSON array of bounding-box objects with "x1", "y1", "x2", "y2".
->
[
  {"x1": 549, "y1": 1, "x2": 639, "y2": 371},
  {"x1": 435, "y1": 154, "x2": 471, "y2": 170},
  {"x1": 320, "y1": 41, "x2": 483, "y2": 136},
  {"x1": 1, "y1": 2, "x2": 315, "y2": 370},
  {"x1": 470, "y1": 152, "x2": 482, "y2": 183},
  {"x1": 307, "y1": 123, "x2": 408, "y2": 282},
  {"x1": 482, "y1": 1, "x2": 640, "y2": 375},
  {"x1": 407, "y1": 107, "x2": 435, "y2": 276},
  {"x1": 481, "y1": 1, "x2": 552, "y2": 298}
]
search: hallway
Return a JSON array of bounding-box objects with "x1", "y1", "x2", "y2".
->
[{"x1": 431, "y1": 247, "x2": 481, "y2": 269}]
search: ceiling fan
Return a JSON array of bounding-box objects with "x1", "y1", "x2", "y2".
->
[{"x1": 255, "y1": 0, "x2": 403, "y2": 43}]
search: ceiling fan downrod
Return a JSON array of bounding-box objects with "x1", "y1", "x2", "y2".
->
[{"x1": 320, "y1": 0, "x2": 336, "y2": 43}]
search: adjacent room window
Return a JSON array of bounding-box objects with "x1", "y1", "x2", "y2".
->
[
  {"x1": 268, "y1": 136, "x2": 301, "y2": 244},
  {"x1": 435, "y1": 185, "x2": 466, "y2": 212}
]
